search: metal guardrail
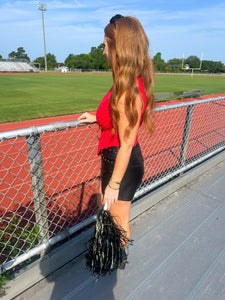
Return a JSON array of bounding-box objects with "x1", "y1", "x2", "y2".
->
[{"x1": 0, "y1": 96, "x2": 225, "y2": 274}]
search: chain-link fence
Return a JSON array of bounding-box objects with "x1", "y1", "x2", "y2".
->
[{"x1": 0, "y1": 96, "x2": 225, "y2": 274}]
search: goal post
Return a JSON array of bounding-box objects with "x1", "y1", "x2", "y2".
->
[{"x1": 182, "y1": 52, "x2": 203, "y2": 77}]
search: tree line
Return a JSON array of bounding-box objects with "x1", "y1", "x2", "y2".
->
[
  {"x1": 153, "y1": 52, "x2": 225, "y2": 74},
  {"x1": 1, "y1": 46, "x2": 224, "y2": 74}
]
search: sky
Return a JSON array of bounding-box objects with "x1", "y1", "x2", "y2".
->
[{"x1": 1, "y1": 0, "x2": 225, "y2": 64}]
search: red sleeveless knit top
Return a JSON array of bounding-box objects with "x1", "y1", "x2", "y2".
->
[{"x1": 96, "y1": 77, "x2": 147, "y2": 154}]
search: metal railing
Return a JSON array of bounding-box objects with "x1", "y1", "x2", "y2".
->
[{"x1": 0, "y1": 96, "x2": 225, "y2": 274}]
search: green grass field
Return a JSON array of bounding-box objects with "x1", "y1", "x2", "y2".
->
[{"x1": 0, "y1": 73, "x2": 224, "y2": 123}]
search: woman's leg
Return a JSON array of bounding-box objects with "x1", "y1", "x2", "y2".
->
[{"x1": 109, "y1": 200, "x2": 131, "y2": 242}]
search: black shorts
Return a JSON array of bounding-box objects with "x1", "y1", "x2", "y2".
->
[{"x1": 100, "y1": 143, "x2": 144, "y2": 201}]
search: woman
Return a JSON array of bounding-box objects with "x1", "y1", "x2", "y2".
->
[{"x1": 79, "y1": 14, "x2": 155, "y2": 268}]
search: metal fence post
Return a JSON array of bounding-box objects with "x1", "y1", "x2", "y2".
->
[
  {"x1": 26, "y1": 127, "x2": 49, "y2": 242},
  {"x1": 179, "y1": 104, "x2": 195, "y2": 169}
]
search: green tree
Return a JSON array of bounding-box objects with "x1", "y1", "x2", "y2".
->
[
  {"x1": 64, "y1": 54, "x2": 76, "y2": 69},
  {"x1": 0, "y1": 55, "x2": 3, "y2": 60},
  {"x1": 215, "y1": 61, "x2": 225, "y2": 73},
  {"x1": 8, "y1": 47, "x2": 30, "y2": 62},
  {"x1": 65, "y1": 54, "x2": 94, "y2": 70},
  {"x1": 185, "y1": 56, "x2": 200, "y2": 68},
  {"x1": 33, "y1": 53, "x2": 57, "y2": 70},
  {"x1": 90, "y1": 44, "x2": 109, "y2": 70},
  {"x1": 46, "y1": 53, "x2": 57, "y2": 70},
  {"x1": 8, "y1": 51, "x2": 17, "y2": 60},
  {"x1": 167, "y1": 58, "x2": 182, "y2": 72},
  {"x1": 75, "y1": 54, "x2": 94, "y2": 69},
  {"x1": 202, "y1": 60, "x2": 225, "y2": 73},
  {"x1": 153, "y1": 52, "x2": 166, "y2": 72},
  {"x1": 33, "y1": 56, "x2": 45, "y2": 69},
  {"x1": 65, "y1": 43, "x2": 109, "y2": 71}
]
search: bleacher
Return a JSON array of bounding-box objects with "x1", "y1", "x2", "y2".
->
[{"x1": 0, "y1": 61, "x2": 39, "y2": 73}]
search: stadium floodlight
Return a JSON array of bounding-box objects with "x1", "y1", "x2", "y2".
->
[{"x1": 37, "y1": 2, "x2": 47, "y2": 71}]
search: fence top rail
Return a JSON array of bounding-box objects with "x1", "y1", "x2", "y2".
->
[
  {"x1": 0, "y1": 96, "x2": 224, "y2": 141},
  {"x1": 154, "y1": 95, "x2": 224, "y2": 112},
  {"x1": 0, "y1": 120, "x2": 80, "y2": 141}
]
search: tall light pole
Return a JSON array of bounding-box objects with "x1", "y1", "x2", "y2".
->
[{"x1": 37, "y1": 2, "x2": 47, "y2": 71}]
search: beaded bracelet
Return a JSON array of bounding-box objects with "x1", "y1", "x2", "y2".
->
[
  {"x1": 108, "y1": 184, "x2": 120, "y2": 190},
  {"x1": 110, "y1": 178, "x2": 121, "y2": 185}
]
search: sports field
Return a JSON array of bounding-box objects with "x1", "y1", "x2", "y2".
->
[{"x1": 0, "y1": 73, "x2": 225, "y2": 124}]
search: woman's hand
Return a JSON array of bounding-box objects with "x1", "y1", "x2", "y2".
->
[
  {"x1": 78, "y1": 112, "x2": 96, "y2": 124},
  {"x1": 103, "y1": 184, "x2": 119, "y2": 210}
]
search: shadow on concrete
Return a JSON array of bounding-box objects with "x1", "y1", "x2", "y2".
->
[{"x1": 38, "y1": 193, "x2": 118, "y2": 300}]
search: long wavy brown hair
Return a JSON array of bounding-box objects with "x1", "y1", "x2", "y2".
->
[{"x1": 104, "y1": 16, "x2": 155, "y2": 138}]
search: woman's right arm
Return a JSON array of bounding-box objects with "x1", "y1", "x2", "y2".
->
[
  {"x1": 79, "y1": 112, "x2": 103, "y2": 209},
  {"x1": 78, "y1": 112, "x2": 96, "y2": 124}
]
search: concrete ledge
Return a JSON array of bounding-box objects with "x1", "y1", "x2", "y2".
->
[
  {"x1": 3, "y1": 150, "x2": 225, "y2": 299},
  {"x1": 2, "y1": 227, "x2": 93, "y2": 300}
]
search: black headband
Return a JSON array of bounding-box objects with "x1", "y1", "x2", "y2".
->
[{"x1": 110, "y1": 14, "x2": 124, "y2": 28}]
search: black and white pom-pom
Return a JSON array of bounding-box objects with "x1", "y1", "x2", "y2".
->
[{"x1": 85, "y1": 204, "x2": 132, "y2": 277}]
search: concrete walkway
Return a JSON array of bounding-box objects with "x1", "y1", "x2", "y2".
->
[{"x1": 14, "y1": 159, "x2": 225, "y2": 300}]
